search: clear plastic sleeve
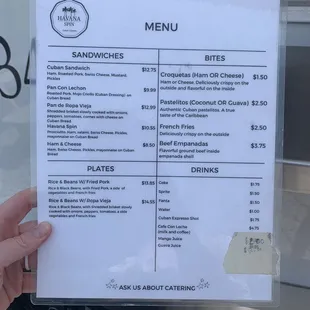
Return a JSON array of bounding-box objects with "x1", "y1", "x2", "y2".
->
[{"x1": 29, "y1": 0, "x2": 286, "y2": 306}]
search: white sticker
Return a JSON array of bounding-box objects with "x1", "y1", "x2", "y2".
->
[
  {"x1": 35, "y1": 0, "x2": 280, "y2": 302},
  {"x1": 223, "y1": 232, "x2": 277, "y2": 275}
]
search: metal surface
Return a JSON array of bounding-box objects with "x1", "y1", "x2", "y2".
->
[
  {"x1": 283, "y1": 164, "x2": 310, "y2": 193},
  {"x1": 288, "y1": 0, "x2": 310, "y2": 6},
  {"x1": 283, "y1": 46, "x2": 310, "y2": 162},
  {"x1": 288, "y1": 7, "x2": 310, "y2": 23}
]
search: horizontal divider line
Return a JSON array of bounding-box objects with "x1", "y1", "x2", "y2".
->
[
  {"x1": 48, "y1": 160, "x2": 265, "y2": 165},
  {"x1": 48, "y1": 175, "x2": 263, "y2": 180},
  {"x1": 47, "y1": 60, "x2": 266, "y2": 68},
  {"x1": 48, "y1": 45, "x2": 267, "y2": 53}
]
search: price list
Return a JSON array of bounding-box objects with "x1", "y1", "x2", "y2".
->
[
  {"x1": 40, "y1": 46, "x2": 276, "y2": 267},
  {"x1": 35, "y1": 0, "x2": 279, "y2": 301}
]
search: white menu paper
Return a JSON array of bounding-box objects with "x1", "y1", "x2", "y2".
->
[{"x1": 35, "y1": 0, "x2": 280, "y2": 301}]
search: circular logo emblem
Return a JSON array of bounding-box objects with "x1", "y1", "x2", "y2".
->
[{"x1": 50, "y1": 0, "x2": 89, "y2": 38}]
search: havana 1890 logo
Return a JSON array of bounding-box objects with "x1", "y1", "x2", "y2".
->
[{"x1": 50, "y1": 0, "x2": 89, "y2": 38}]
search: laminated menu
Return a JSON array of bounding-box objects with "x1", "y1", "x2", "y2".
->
[{"x1": 34, "y1": 0, "x2": 281, "y2": 302}]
